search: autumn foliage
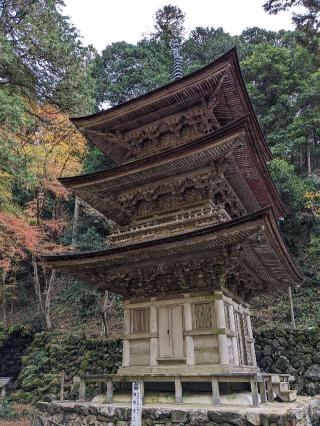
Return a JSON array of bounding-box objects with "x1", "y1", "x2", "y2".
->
[{"x1": 0, "y1": 212, "x2": 39, "y2": 272}]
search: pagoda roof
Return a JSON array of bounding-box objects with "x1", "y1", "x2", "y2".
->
[
  {"x1": 60, "y1": 117, "x2": 286, "y2": 222},
  {"x1": 43, "y1": 207, "x2": 302, "y2": 298},
  {"x1": 71, "y1": 48, "x2": 271, "y2": 165}
]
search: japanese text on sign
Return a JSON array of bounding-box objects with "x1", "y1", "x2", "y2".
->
[{"x1": 131, "y1": 381, "x2": 142, "y2": 426}]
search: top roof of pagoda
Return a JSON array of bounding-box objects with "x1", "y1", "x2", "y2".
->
[{"x1": 71, "y1": 48, "x2": 271, "y2": 165}]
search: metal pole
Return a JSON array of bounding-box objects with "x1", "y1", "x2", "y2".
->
[{"x1": 288, "y1": 287, "x2": 296, "y2": 327}]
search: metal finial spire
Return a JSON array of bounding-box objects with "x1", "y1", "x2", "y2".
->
[{"x1": 171, "y1": 39, "x2": 183, "y2": 80}]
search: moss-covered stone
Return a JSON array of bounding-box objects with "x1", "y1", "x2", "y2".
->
[
  {"x1": 13, "y1": 332, "x2": 122, "y2": 403},
  {"x1": 0, "y1": 326, "x2": 33, "y2": 379}
]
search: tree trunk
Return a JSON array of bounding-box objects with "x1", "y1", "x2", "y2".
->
[
  {"x1": 101, "y1": 290, "x2": 109, "y2": 338},
  {"x1": 32, "y1": 255, "x2": 56, "y2": 331},
  {"x1": 1, "y1": 271, "x2": 7, "y2": 331},
  {"x1": 33, "y1": 255, "x2": 44, "y2": 315},
  {"x1": 306, "y1": 144, "x2": 311, "y2": 176},
  {"x1": 71, "y1": 196, "x2": 80, "y2": 247},
  {"x1": 44, "y1": 269, "x2": 56, "y2": 331}
]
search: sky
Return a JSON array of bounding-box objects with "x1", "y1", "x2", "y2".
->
[{"x1": 63, "y1": 0, "x2": 295, "y2": 52}]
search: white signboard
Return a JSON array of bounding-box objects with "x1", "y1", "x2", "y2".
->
[{"x1": 131, "y1": 382, "x2": 142, "y2": 426}]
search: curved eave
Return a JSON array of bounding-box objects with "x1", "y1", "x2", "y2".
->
[
  {"x1": 71, "y1": 48, "x2": 238, "y2": 125},
  {"x1": 43, "y1": 207, "x2": 302, "y2": 286},
  {"x1": 71, "y1": 48, "x2": 271, "y2": 163},
  {"x1": 60, "y1": 117, "x2": 247, "y2": 188},
  {"x1": 60, "y1": 116, "x2": 286, "y2": 218}
]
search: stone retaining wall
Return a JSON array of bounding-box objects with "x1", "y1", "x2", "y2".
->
[
  {"x1": 0, "y1": 327, "x2": 33, "y2": 379},
  {"x1": 255, "y1": 328, "x2": 320, "y2": 396},
  {"x1": 33, "y1": 399, "x2": 320, "y2": 426}
]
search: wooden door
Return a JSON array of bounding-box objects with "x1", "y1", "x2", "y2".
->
[
  {"x1": 158, "y1": 306, "x2": 171, "y2": 358},
  {"x1": 158, "y1": 305, "x2": 184, "y2": 359}
]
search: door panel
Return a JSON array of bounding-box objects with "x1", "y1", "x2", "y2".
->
[
  {"x1": 158, "y1": 305, "x2": 184, "y2": 359},
  {"x1": 158, "y1": 306, "x2": 171, "y2": 358},
  {"x1": 171, "y1": 305, "x2": 184, "y2": 358}
]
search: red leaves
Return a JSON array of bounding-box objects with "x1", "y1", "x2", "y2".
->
[{"x1": 0, "y1": 212, "x2": 40, "y2": 271}]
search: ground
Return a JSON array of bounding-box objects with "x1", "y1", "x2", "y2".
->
[{"x1": 0, "y1": 403, "x2": 32, "y2": 426}]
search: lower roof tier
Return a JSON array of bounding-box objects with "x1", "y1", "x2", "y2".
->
[{"x1": 43, "y1": 207, "x2": 302, "y2": 299}]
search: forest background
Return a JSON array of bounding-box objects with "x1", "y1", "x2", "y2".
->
[{"x1": 0, "y1": 0, "x2": 320, "y2": 340}]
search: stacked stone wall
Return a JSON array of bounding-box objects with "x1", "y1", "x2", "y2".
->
[
  {"x1": 0, "y1": 327, "x2": 33, "y2": 379},
  {"x1": 33, "y1": 399, "x2": 320, "y2": 426},
  {"x1": 255, "y1": 328, "x2": 320, "y2": 395}
]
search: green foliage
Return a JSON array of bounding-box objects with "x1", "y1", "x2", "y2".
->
[
  {"x1": 54, "y1": 280, "x2": 100, "y2": 321},
  {"x1": 82, "y1": 147, "x2": 113, "y2": 174},
  {"x1": 183, "y1": 27, "x2": 244, "y2": 73},
  {"x1": 251, "y1": 286, "x2": 320, "y2": 329},
  {"x1": 0, "y1": 0, "x2": 96, "y2": 115},
  {"x1": 93, "y1": 39, "x2": 171, "y2": 106},
  {"x1": 14, "y1": 333, "x2": 122, "y2": 402},
  {"x1": 0, "y1": 399, "x2": 18, "y2": 420},
  {"x1": 76, "y1": 227, "x2": 106, "y2": 252},
  {"x1": 153, "y1": 4, "x2": 185, "y2": 44},
  {"x1": 241, "y1": 44, "x2": 296, "y2": 149},
  {"x1": 263, "y1": 0, "x2": 320, "y2": 52},
  {"x1": 269, "y1": 159, "x2": 312, "y2": 210}
]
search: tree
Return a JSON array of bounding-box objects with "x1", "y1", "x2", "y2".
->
[
  {"x1": 0, "y1": 212, "x2": 39, "y2": 329},
  {"x1": 0, "y1": 0, "x2": 96, "y2": 116},
  {"x1": 241, "y1": 44, "x2": 297, "y2": 153},
  {"x1": 263, "y1": 0, "x2": 319, "y2": 36},
  {"x1": 153, "y1": 4, "x2": 185, "y2": 45},
  {"x1": 263, "y1": 0, "x2": 320, "y2": 56},
  {"x1": 93, "y1": 40, "x2": 171, "y2": 106},
  {"x1": 183, "y1": 27, "x2": 243, "y2": 73},
  {"x1": 32, "y1": 256, "x2": 56, "y2": 331}
]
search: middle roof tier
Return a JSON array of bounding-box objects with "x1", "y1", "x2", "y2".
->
[{"x1": 61, "y1": 117, "x2": 285, "y2": 225}]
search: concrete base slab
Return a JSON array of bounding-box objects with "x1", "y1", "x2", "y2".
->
[{"x1": 92, "y1": 390, "x2": 256, "y2": 406}]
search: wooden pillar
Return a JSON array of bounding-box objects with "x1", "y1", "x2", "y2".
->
[
  {"x1": 175, "y1": 377, "x2": 183, "y2": 403},
  {"x1": 250, "y1": 379, "x2": 259, "y2": 407},
  {"x1": 211, "y1": 378, "x2": 220, "y2": 406},
  {"x1": 214, "y1": 292, "x2": 229, "y2": 365},
  {"x1": 266, "y1": 379, "x2": 274, "y2": 402},
  {"x1": 228, "y1": 304, "x2": 239, "y2": 366},
  {"x1": 245, "y1": 312, "x2": 257, "y2": 367},
  {"x1": 258, "y1": 381, "x2": 267, "y2": 404},
  {"x1": 183, "y1": 297, "x2": 195, "y2": 366},
  {"x1": 106, "y1": 379, "x2": 113, "y2": 403},
  {"x1": 149, "y1": 305, "x2": 158, "y2": 366},
  {"x1": 122, "y1": 308, "x2": 130, "y2": 367}
]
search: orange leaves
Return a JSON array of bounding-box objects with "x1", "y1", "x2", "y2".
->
[
  {"x1": 0, "y1": 102, "x2": 87, "y2": 272},
  {"x1": 27, "y1": 103, "x2": 87, "y2": 181},
  {"x1": 0, "y1": 211, "x2": 40, "y2": 271}
]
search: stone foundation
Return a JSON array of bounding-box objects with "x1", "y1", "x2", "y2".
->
[{"x1": 34, "y1": 397, "x2": 320, "y2": 425}]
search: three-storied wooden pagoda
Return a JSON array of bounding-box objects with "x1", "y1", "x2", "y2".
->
[{"x1": 44, "y1": 48, "x2": 301, "y2": 399}]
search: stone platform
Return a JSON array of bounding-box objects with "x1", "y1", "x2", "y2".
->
[{"x1": 34, "y1": 396, "x2": 320, "y2": 425}]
